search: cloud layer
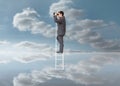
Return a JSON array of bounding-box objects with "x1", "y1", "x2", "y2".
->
[
  {"x1": 0, "y1": 41, "x2": 54, "y2": 64},
  {"x1": 13, "y1": 53, "x2": 120, "y2": 86}
]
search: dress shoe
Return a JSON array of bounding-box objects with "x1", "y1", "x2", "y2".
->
[{"x1": 56, "y1": 51, "x2": 63, "y2": 53}]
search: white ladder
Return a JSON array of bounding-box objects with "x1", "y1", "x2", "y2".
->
[
  {"x1": 54, "y1": 29, "x2": 65, "y2": 70},
  {"x1": 55, "y1": 50, "x2": 65, "y2": 70}
]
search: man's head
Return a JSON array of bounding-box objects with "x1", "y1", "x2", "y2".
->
[{"x1": 57, "y1": 11, "x2": 64, "y2": 17}]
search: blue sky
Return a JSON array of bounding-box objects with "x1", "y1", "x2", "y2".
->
[{"x1": 0, "y1": 0, "x2": 120, "y2": 86}]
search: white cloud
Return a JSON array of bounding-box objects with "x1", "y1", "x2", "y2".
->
[
  {"x1": 0, "y1": 59, "x2": 10, "y2": 64},
  {"x1": 91, "y1": 40, "x2": 119, "y2": 50},
  {"x1": 13, "y1": 54, "x2": 120, "y2": 86},
  {"x1": 15, "y1": 41, "x2": 52, "y2": 51},
  {"x1": 66, "y1": 22, "x2": 120, "y2": 51},
  {"x1": 77, "y1": 19, "x2": 107, "y2": 29},
  {"x1": 49, "y1": 0, "x2": 84, "y2": 21},
  {"x1": 0, "y1": 41, "x2": 55, "y2": 64},
  {"x1": 13, "y1": 8, "x2": 55, "y2": 38},
  {"x1": 49, "y1": 0, "x2": 72, "y2": 16},
  {"x1": 13, "y1": 73, "x2": 34, "y2": 86},
  {"x1": 69, "y1": 29, "x2": 102, "y2": 44},
  {"x1": 13, "y1": 8, "x2": 39, "y2": 31},
  {"x1": 0, "y1": 40, "x2": 10, "y2": 45}
]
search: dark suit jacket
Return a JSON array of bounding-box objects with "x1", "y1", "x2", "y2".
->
[{"x1": 54, "y1": 16, "x2": 66, "y2": 36}]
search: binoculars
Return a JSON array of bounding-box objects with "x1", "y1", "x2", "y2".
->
[{"x1": 53, "y1": 12, "x2": 59, "y2": 16}]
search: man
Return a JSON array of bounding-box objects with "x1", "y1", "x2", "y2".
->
[{"x1": 53, "y1": 11, "x2": 66, "y2": 53}]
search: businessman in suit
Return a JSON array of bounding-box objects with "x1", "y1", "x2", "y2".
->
[{"x1": 53, "y1": 11, "x2": 66, "y2": 53}]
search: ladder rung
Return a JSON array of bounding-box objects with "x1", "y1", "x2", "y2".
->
[
  {"x1": 55, "y1": 54, "x2": 64, "y2": 56},
  {"x1": 55, "y1": 68, "x2": 64, "y2": 70},
  {"x1": 55, "y1": 66, "x2": 64, "y2": 69},
  {"x1": 55, "y1": 59, "x2": 64, "y2": 60}
]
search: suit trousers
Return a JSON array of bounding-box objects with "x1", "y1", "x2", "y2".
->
[{"x1": 57, "y1": 35, "x2": 64, "y2": 52}]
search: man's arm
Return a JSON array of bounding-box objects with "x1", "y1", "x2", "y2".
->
[{"x1": 53, "y1": 16, "x2": 63, "y2": 24}]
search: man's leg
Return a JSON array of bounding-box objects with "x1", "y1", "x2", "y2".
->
[{"x1": 57, "y1": 35, "x2": 64, "y2": 53}]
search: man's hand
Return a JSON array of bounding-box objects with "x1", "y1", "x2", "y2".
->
[
  {"x1": 53, "y1": 12, "x2": 58, "y2": 16},
  {"x1": 53, "y1": 12, "x2": 55, "y2": 16}
]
